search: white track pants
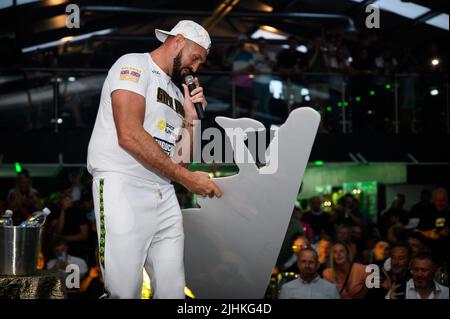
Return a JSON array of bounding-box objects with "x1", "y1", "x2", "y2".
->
[{"x1": 92, "y1": 172, "x2": 185, "y2": 299}]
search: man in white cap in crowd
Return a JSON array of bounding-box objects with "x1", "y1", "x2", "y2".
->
[{"x1": 87, "y1": 20, "x2": 222, "y2": 299}]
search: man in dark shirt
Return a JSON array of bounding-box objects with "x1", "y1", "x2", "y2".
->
[
  {"x1": 416, "y1": 188, "x2": 449, "y2": 265},
  {"x1": 417, "y1": 188, "x2": 448, "y2": 232},
  {"x1": 51, "y1": 192, "x2": 90, "y2": 260},
  {"x1": 332, "y1": 193, "x2": 363, "y2": 227},
  {"x1": 301, "y1": 196, "x2": 332, "y2": 242},
  {"x1": 379, "y1": 194, "x2": 409, "y2": 236},
  {"x1": 409, "y1": 189, "x2": 433, "y2": 222},
  {"x1": 367, "y1": 243, "x2": 411, "y2": 299},
  {"x1": 276, "y1": 35, "x2": 308, "y2": 85}
]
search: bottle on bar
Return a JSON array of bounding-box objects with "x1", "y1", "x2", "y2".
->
[
  {"x1": 19, "y1": 207, "x2": 51, "y2": 228},
  {"x1": 0, "y1": 209, "x2": 13, "y2": 227}
]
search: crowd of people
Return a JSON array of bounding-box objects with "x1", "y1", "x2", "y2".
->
[
  {"x1": 13, "y1": 29, "x2": 448, "y2": 134},
  {"x1": 1, "y1": 168, "x2": 448, "y2": 299},
  {"x1": 271, "y1": 188, "x2": 449, "y2": 299},
  {"x1": 210, "y1": 30, "x2": 448, "y2": 134}
]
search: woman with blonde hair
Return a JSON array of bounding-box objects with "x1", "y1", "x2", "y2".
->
[{"x1": 322, "y1": 240, "x2": 368, "y2": 299}]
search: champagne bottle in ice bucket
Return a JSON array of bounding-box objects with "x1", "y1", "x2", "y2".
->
[
  {"x1": 0, "y1": 209, "x2": 13, "y2": 227},
  {"x1": 19, "y1": 207, "x2": 51, "y2": 227}
]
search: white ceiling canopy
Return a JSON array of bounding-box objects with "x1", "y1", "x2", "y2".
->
[
  {"x1": 0, "y1": 0, "x2": 39, "y2": 9},
  {"x1": 373, "y1": 0, "x2": 430, "y2": 19},
  {"x1": 349, "y1": 0, "x2": 447, "y2": 31},
  {"x1": 251, "y1": 26, "x2": 287, "y2": 40},
  {"x1": 426, "y1": 13, "x2": 449, "y2": 31},
  {"x1": 22, "y1": 29, "x2": 113, "y2": 53}
]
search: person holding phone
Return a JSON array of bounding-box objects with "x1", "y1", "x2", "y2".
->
[
  {"x1": 373, "y1": 243, "x2": 411, "y2": 299},
  {"x1": 387, "y1": 253, "x2": 448, "y2": 299}
]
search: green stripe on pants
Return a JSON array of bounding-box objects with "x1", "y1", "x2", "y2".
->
[{"x1": 99, "y1": 178, "x2": 106, "y2": 269}]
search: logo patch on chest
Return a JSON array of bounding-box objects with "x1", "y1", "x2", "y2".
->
[
  {"x1": 154, "y1": 136, "x2": 175, "y2": 156},
  {"x1": 156, "y1": 87, "x2": 185, "y2": 117}
]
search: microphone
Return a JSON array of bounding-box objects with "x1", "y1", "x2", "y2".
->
[{"x1": 184, "y1": 74, "x2": 205, "y2": 120}]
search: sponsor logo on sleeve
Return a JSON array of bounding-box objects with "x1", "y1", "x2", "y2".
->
[{"x1": 120, "y1": 67, "x2": 141, "y2": 83}]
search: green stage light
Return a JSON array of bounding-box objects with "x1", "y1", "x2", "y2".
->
[
  {"x1": 385, "y1": 83, "x2": 392, "y2": 90},
  {"x1": 337, "y1": 102, "x2": 342, "y2": 107},
  {"x1": 355, "y1": 96, "x2": 362, "y2": 102},
  {"x1": 370, "y1": 90, "x2": 376, "y2": 96},
  {"x1": 15, "y1": 162, "x2": 22, "y2": 173},
  {"x1": 343, "y1": 102, "x2": 349, "y2": 107},
  {"x1": 326, "y1": 106, "x2": 332, "y2": 112},
  {"x1": 313, "y1": 161, "x2": 324, "y2": 166}
]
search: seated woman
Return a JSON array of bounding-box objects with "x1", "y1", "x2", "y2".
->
[{"x1": 323, "y1": 241, "x2": 368, "y2": 299}]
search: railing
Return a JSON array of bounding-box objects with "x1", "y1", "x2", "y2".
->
[{"x1": 0, "y1": 68, "x2": 448, "y2": 135}]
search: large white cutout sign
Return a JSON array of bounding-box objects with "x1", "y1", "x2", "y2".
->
[{"x1": 182, "y1": 107, "x2": 320, "y2": 298}]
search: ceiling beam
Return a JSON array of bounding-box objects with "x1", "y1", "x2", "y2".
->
[
  {"x1": 347, "y1": 0, "x2": 377, "y2": 16},
  {"x1": 79, "y1": 6, "x2": 357, "y2": 31},
  {"x1": 412, "y1": 10, "x2": 442, "y2": 26}
]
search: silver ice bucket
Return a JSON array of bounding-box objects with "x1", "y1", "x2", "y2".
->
[{"x1": 0, "y1": 226, "x2": 41, "y2": 275}]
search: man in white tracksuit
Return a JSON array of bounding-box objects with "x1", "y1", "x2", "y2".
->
[{"x1": 87, "y1": 20, "x2": 222, "y2": 299}]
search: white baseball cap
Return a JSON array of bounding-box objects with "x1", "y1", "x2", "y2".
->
[{"x1": 155, "y1": 20, "x2": 211, "y2": 53}]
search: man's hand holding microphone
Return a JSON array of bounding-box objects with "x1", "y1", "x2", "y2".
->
[{"x1": 180, "y1": 74, "x2": 222, "y2": 199}]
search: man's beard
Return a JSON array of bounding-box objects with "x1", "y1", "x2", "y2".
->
[
  {"x1": 299, "y1": 270, "x2": 317, "y2": 282},
  {"x1": 172, "y1": 51, "x2": 184, "y2": 85}
]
